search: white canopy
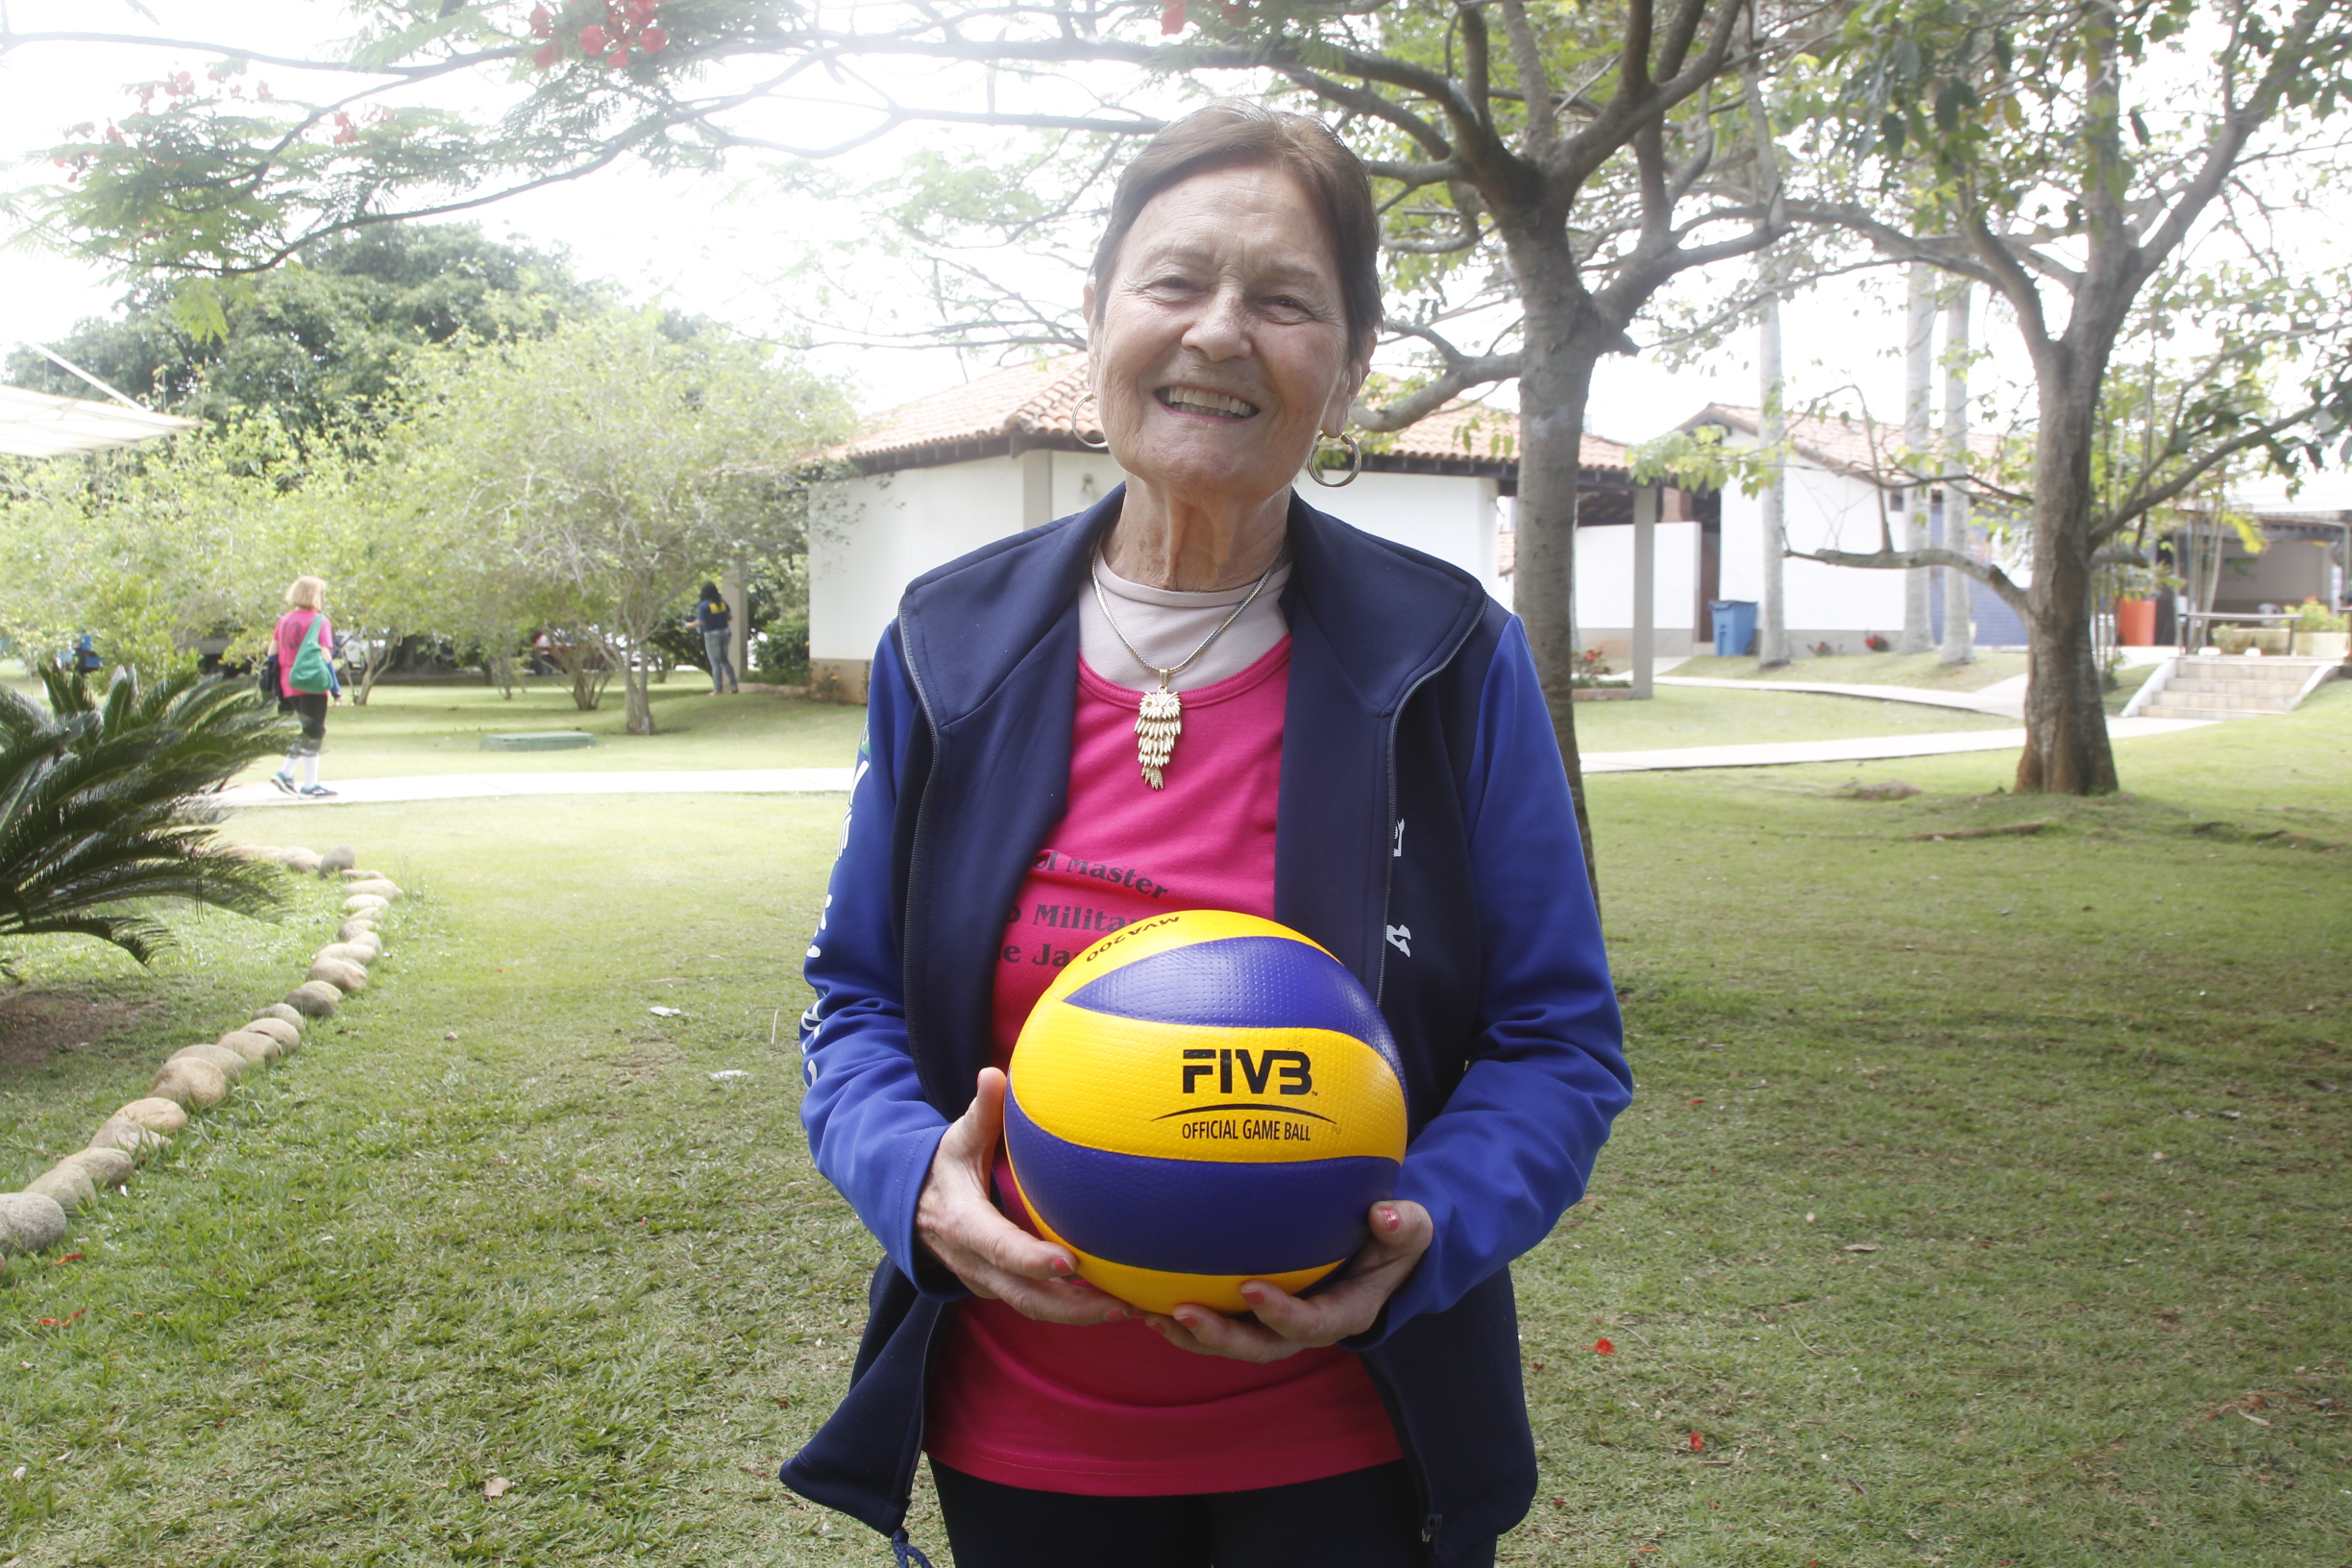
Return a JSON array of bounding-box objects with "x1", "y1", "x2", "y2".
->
[{"x1": 0, "y1": 382, "x2": 197, "y2": 458}]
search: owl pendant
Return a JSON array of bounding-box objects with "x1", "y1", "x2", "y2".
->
[{"x1": 1136, "y1": 685, "x2": 1182, "y2": 789}]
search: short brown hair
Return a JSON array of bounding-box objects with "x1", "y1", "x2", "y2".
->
[{"x1": 1090, "y1": 102, "x2": 1383, "y2": 361}]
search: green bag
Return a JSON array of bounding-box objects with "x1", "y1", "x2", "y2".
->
[{"x1": 287, "y1": 614, "x2": 334, "y2": 695}]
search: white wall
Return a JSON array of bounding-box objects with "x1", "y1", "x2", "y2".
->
[
  {"x1": 1575, "y1": 519, "x2": 1701, "y2": 634},
  {"x1": 1711, "y1": 441, "x2": 1915, "y2": 639},
  {"x1": 810, "y1": 454, "x2": 1507, "y2": 671},
  {"x1": 1316, "y1": 472, "x2": 1506, "y2": 600}
]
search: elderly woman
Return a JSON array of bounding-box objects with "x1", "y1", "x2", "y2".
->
[{"x1": 786, "y1": 104, "x2": 1630, "y2": 1568}]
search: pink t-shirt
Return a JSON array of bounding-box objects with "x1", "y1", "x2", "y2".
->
[
  {"x1": 274, "y1": 610, "x2": 335, "y2": 698},
  {"x1": 924, "y1": 639, "x2": 1404, "y2": 1495}
]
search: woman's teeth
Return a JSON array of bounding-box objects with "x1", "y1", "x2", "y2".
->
[{"x1": 1158, "y1": 386, "x2": 1258, "y2": 418}]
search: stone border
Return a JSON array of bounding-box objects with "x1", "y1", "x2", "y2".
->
[{"x1": 0, "y1": 846, "x2": 405, "y2": 1256}]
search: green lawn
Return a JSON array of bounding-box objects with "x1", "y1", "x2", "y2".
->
[
  {"x1": 1573, "y1": 685, "x2": 2015, "y2": 750},
  {"x1": 1673, "y1": 650, "x2": 2032, "y2": 691},
  {"x1": 1, "y1": 689, "x2": 2345, "y2": 1565},
  {"x1": 219, "y1": 679, "x2": 870, "y2": 781}
]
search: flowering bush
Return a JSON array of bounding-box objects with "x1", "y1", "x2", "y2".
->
[{"x1": 1569, "y1": 647, "x2": 1614, "y2": 688}]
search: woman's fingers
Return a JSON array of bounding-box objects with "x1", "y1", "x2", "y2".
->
[
  {"x1": 915, "y1": 1066, "x2": 1132, "y2": 1324},
  {"x1": 1145, "y1": 1200, "x2": 1435, "y2": 1360}
]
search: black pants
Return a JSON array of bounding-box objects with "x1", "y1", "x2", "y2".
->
[
  {"x1": 281, "y1": 693, "x2": 329, "y2": 756},
  {"x1": 930, "y1": 1459, "x2": 1473, "y2": 1568}
]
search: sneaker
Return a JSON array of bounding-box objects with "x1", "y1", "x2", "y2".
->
[
  {"x1": 299, "y1": 784, "x2": 338, "y2": 798},
  {"x1": 269, "y1": 771, "x2": 297, "y2": 796}
]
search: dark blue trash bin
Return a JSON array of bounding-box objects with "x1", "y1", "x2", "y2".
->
[{"x1": 1709, "y1": 600, "x2": 1758, "y2": 658}]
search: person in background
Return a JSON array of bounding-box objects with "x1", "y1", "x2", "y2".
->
[
  {"x1": 269, "y1": 576, "x2": 343, "y2": 799},
  {"x1": 694, "y1": 582, "x2": 740, "y2": 695}
]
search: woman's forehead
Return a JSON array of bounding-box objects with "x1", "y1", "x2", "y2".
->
[{"x1": 1119, "y1": 167, "x2": 1338, "y2": 279}]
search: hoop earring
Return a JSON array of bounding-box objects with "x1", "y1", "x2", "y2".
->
[
  {"x1": 1070, "y1": 390, "x2": 1111, "y2": 452},
  {"x1": 1305, "y1": 430, "x2": 1361, "y2": 488}
]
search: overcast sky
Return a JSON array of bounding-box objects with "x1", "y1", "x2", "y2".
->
[{"x1": 4, "y1": 2, "x2": 2344, "y2": 506}]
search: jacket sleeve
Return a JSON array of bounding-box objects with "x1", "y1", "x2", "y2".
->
[
  {"x1": 1362, "y1": 615, "x2": 1632, "y2": 1340},
  {"x1": 796, "y1": 628, "x2": 965, "y2": 1298}
]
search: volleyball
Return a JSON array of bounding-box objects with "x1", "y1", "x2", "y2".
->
[{"x1": 1004, "y1": 909, "x2": 1409, "y2": 1316}]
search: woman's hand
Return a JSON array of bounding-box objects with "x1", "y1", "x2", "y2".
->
[
  {"x1": 916, "y1": 1067, "x2": 1130, "y2": 1326},
  {"x1": 1143, "y1": 1200, "x2": 1433, "y2": 1363}
]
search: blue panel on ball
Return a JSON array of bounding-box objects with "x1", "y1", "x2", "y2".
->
[
  {"x1": 1062, "y1": 936, "x2": 1402, "y2": 1077},
  {"x1": 1005, "y1": 1089, "x2": 1399, "y2": 1276}
]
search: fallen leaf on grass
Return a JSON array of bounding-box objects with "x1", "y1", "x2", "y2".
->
[
  {"x1": 2237, "y1": 1409, "x2": 2273, "y2": 1427},
  {"x1": 35, "y1": 1311, "x2": 84, "y2": 1329},
  {"x1": 1842, "y1": 1243, "x2": 1881, "y2": 1253},
  {"x1": 483, "y1": 1477, "x2": 512, "y2": 1499},
  {"x1": 1689, "y1": 1432, "x2": 1705, "y2": 1452},
  {"x1": 44, "y1": 1253, "x2": 83, "y2": 1265},
  {"x1": 649, "y1": 1006, "x2": 683, "y2": 1017},
  {"x1": 1592, "y1": 1337, "x2": 1616, "y2": 1355}
]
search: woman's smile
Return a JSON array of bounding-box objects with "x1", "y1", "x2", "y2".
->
[{"x1": 1155, "y1": 384, "x2": 1261, "y2": 419}]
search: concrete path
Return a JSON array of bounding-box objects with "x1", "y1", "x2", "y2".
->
[
  {"x1": 219, "y1": 714, "x2": 2217, "y2": 807},
  {"x1": 215, "y1": 768, "x2": 858, "y2": 809}
]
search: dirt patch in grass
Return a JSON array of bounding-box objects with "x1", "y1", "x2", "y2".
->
[{"x1": 0, "y1": 987, "x2": 158, "y2": 1069}]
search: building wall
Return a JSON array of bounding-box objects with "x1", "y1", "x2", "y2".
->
[
  {"x1": 1711, "y1": 443, "x2": 1933, "y2": 646},
  {"x1": 807, "y1": 453, "x2": 1505, "y2": 700},
  {"x1": 1572, "y1": 518, "x2": 1702, "y2": 657}
]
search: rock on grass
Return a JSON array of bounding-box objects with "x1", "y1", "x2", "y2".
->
[
  {"x1": 25, "y1": 1162, "x2": 97, "y2": 1213},
  {"x1": 254, "y1": 1003, "x2": 306, "y2": 1030},
  {"x1": 0, "y1": 1192, "x2": 69, "y2": 1254},
  {"x1": 115, "y1": 1097, "x2": 188, "y2": 1135},
  {"x1": 151, "y1": 1057, "x2": 231, "y2": 1109},
  {"x1": 307, "y1": 957, "x2": 367, "y2": 993},
  {"x1": 65, "y1": 1147, "x2": 135, "y2": 1188},
  {"x1": 242, "y1": 1017, "x2": 301, "y2": 1051},
  {"x1": 344, "y1": 878, "x2": 402, "y2": 900},
  {"x1": 335, "y1": 919, "x2": 378, "y2": 943},
  {"x1": 169, "y1": 1042, "x2": 249, "y2": 1083},
  {"x1": 286, "y1": 980, "x2": 341, "y2": 1017},
  {"x1": 90, "y1": 1115, "x2": 169, "y2": 1157},
  {"x1": 342, "y1": 894, "x2": 390, "y2": 915},
  {"x1": 320, "y1": 845, "x2": 357, "y2": 874},
  {"x1": 216, "y1": 1029, "x2": 282, "y2": 1065}
]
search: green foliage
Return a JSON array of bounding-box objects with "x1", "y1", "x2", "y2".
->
[
  {"x1": 4, "y1": 224, "x2": 607, "y2": 435},
  {"x1": 2293, "y1": 596, "x2": 2349, "y2": 631},
  {"x1": 0, "y1": 665, "x2": 284, "y2": 966},
  {"x1": 1629, "y1": 424, "x2": 1781, "y2": 498}
]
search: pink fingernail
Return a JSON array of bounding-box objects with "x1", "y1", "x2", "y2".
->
[
  {"x1": 1239, "y1": 1284, "x2": 1265, "y2": 1304},
  {"x1": 1104, "y1": 1307, "x2": 1129, "y2": 1323},
  {"x1": 1381, "y1": 1206, "x2": 1401, "y2": 1233}
]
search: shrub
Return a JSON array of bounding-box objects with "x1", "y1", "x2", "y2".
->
[{"x1": 0, "y1": 665, "x2": 285, "y2": 965}]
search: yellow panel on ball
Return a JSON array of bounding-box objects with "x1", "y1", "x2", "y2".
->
[{"x1": 1004, "y1": 909, "x2": 1409, "y2": 1316}]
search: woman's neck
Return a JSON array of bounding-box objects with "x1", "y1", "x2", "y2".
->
[{"x1": 1104, "y1": 478, "x2": 1289, "y2": 591}]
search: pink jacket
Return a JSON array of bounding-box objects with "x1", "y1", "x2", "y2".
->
[{"x1": 274, "y1": 610, "x2": 338, "y2": 698}]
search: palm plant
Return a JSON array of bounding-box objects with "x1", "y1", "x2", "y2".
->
[{"x1": 1, "y1": 664, "x2": 287, "y2": 965}]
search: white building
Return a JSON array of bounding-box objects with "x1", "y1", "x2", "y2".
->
[
  {"x1": 808, "y1": 355, "x2": 1576, "y2": 701},
  {"x1": 1665, "y1": 404, "x2": 2026, "y2": 651}
]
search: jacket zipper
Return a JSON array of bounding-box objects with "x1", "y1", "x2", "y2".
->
[{"x1": 1374, "y1": 616, "x2": 1481, "y2": 1005}]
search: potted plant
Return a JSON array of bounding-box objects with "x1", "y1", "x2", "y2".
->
[{"x1": 2291, "y1": 598, "x2": 2350, "y2": 660}]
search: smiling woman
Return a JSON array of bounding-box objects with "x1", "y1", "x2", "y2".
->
[{"x1": 782, "y1": 103, "x2": 1630, "y2": 1568}]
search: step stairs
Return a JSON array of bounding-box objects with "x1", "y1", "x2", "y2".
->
[{"x1": 2129, "y1": 654, "x2": 2341, "y2": 722}]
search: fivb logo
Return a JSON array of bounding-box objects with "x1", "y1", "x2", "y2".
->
[{"x1": 1181, "y1": 1047, "x2": 1312, "y2": 1096}]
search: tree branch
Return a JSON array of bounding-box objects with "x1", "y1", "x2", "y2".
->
[
  {"x1": 1497, "y1": 1, "x2": 1556, "y2": 150},
  {"x1": 1800, "y1": 546, "x2": 2030, "y2": 615}
]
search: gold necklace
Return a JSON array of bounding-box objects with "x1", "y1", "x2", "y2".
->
[{"x1": 1090, "y1": 551, "x2": 1279, "y2": 790}]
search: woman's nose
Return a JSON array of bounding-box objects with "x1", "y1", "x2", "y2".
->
[{"x1": 1179, "y1": 282, "x2": 1253, "y2": 360}]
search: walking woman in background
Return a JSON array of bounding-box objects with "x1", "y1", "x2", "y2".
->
[
  {"x1": 695, "y1": 582, "x2": 740, "y2": 695},
  {"x1": 269, "y1": 576, "x2": 342, "y2": 799}
]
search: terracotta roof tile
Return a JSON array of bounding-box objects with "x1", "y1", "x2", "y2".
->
[{"x1": 844, "y1": 354, "x2": 1629, "y2": 474}]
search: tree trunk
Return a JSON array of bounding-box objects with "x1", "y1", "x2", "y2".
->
[
  {"x1": 622, "y1": 640, "x2": 656, "y2": 735},
  {"x1": 2015, "y1": 355, "x2": 2118, "y2": 793},
  {"x1": 1757, "y1": 273, "x2": 1791, "y2": 669},
  {"x1": 1939, "y1": 284, "x2": 1975, "y2": 667},
  {"x1": 1898, "y1": 260, "x2": 1935, "y2": 653},
  {"x1": 1504, "y1": 222, "x2": 1605, "y2": 894}
]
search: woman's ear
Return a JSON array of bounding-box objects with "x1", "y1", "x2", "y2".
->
[{"x1": 1324, "y1": 353, "x2": 1372, "y2": 436}]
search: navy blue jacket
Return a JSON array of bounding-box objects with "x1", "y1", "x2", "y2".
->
[{"x1": 783, "y1": 489, "x2": 1631, "y2": 1564}]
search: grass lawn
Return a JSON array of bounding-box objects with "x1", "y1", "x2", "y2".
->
[
  {"x1": 1, "y1": 689, "x2": 2345, "y2": 1565},
  {"x1": 1673, "y1": 650, "x2": 2032, "y2": 691},
  {"x1": 1573, "y1": 685, "x2": 2015, "y2": 750}
]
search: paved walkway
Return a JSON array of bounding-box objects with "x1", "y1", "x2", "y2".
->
[
  {"x1": 219, "y1": 715, "x2": 2216, "y2": 807},
  {"x1": 1655, "y1": 674, "x2": 2031, "y2": 719}
]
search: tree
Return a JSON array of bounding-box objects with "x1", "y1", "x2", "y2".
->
[
  {"x1": 6, "y1": 1, "x2": 1842, "y2": 882},
  {"x1": 382, "y1": 312, "x2": 851, "y2": 733},
  {"x1": 4, "y1": 224, "x2": 608, "y2": 435},
  {"x1": 1785, "y1": 0, "x2": 2352, "y2": 793},
  {"x1": 0, "y1": 665, "x2": 284, "y2": 968}
]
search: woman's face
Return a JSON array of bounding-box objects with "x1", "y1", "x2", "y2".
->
[{"x1": 1087, "y1": 163, "x2": 1367, "y2": 512}]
